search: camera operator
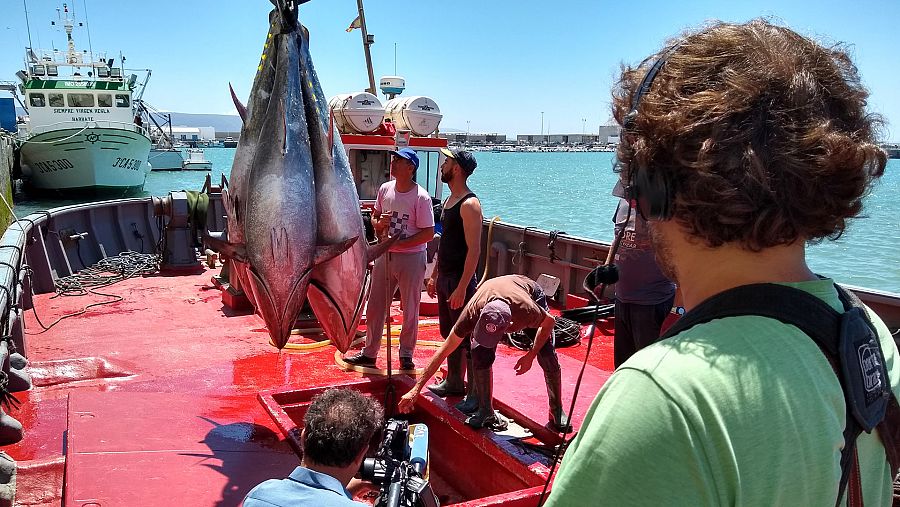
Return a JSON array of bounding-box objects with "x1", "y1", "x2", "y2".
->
[{"x1": 243, "y1": 388, "x2": 384, "y2": 507}]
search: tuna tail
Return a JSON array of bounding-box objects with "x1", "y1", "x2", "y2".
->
[
  {"x1": 272, "y1": 0, "x2": 300, "y2": 31},
  {"x1": 229, "y1": 83, "x2": 247, "y2": 124}
]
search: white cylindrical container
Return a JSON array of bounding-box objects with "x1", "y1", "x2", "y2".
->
[
  {"x1": 328, "y1": 92, "x2": 385, "y2": 134},
  {"x1": 384, "y1": 96, "x2": 442, "y2": 137}
]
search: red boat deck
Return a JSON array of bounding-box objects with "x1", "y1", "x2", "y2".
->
[{"x1": 8, "y1": 267, "x2": 617, "y2": 506}]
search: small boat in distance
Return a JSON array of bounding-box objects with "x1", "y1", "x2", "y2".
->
[
  {"x1": 15, "y1": 3, "x2": 151, "y2": 195},
  {"x1": 222, "y1": 136, "x2": 237, "y2": 148},
  {"x1": 181, "y1": 148, "x2": 211, "y2": 171}
]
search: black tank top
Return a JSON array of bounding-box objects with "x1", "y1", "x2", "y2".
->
[{"x1": 437, "y1": 193, "x2": 477, "y2": 275}]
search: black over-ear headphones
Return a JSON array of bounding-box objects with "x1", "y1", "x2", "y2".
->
[{"x1": 622, "y1": 44, "x2": 682, "y2": 221}]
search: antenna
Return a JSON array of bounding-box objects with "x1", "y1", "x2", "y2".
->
[
  {"x1": 394, "y1": 42, "x2": 397, "y2": 75},
  {"x1": 22, "y1": 0, "x2": 34, "y2": 51},
  {"x1": 81, "y1": 0, "x2": 94, "y2": 64}
]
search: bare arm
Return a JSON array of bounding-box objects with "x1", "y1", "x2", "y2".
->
[
  {"x1": 514, "y1": 311, "x2": 556, "y2": 375},
  {"x1": 398, "y1": 331, "x2": 464, "y2": 413},
  {"x1": 396, "y1": 226, "x2": 435, "y2": 250},
  {"x1": 449, "y1": 199, "x2": 483, "y2": 309}
]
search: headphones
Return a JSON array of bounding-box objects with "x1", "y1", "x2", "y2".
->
[{"x1": 622, "y1": 43, "x2": 682, "y2": 221}]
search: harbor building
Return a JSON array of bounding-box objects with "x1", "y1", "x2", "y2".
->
[{"x1": 438, "y1": 132, "x2": 507, "y2": 145}]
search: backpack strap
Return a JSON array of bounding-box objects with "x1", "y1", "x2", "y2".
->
[
  {"x1": 835, "y1": 285, "x2": 900, "y2": 479},
  {"x1": 661, "y1": 283, "x2": 894, "y2": 507}
]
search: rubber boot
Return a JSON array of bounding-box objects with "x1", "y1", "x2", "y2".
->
[
  {"x1": 465, "y1": 368, "x2": 496, "y2": 429},
  {"x1": 454, "y1": 356, "x2": 479, "y2": 414},
  {"x1": 427, "y1": 347, "x2": 466, "y2": 397},
  {"x1": 545, "y1": 369, "x2": 573, "y2": 433}
]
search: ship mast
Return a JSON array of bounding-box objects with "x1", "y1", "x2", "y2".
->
[
  {"x1": 355, "y1": 0, "x2": 377, "y2": 94},
  {"x1": 61, "y1": 4, "x2": 79, "y2": 64}
]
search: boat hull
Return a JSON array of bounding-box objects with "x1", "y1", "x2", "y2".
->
[
  {"x1": 20, "y1": 126, "x2": 151, "y2": 194},
  {"x1": 148, "y1": 148, "x2": 184, "y2": 171},
  {"x1": 181, "y1": 162, "x2": 212, "y2": 171}
]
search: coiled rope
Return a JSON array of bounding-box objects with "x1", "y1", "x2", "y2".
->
[{"x1": 27, "y1": 251, "x2": 160, "y2": 334}]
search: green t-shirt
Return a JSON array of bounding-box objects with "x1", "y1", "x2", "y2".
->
[{"x1": 547, "y1": 279, "x2": 900, "y2": 506}]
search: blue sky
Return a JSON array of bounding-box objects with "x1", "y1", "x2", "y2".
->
[{"x1": 2, "y1": 0, "x2": 898, "y2": 140}]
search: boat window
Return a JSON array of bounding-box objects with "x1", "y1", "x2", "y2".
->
[
  {"x1": 97, "y1": 94, "x2": 113, "y2": 107},
  {"x1": 415, "y1": 150, "x2": 442, "y2": 199},
  {"x1": 351, "y1": 149, "x2": 391, "y2": 201},
  {"x1": 67, "y1": 93, "x2": 95, "y2": 107},
  {"x1": 115, "y1": 94, "x2": 130, "y2": 108},
  {"x1": 48, "y1": 93, "x2": 64, "y2": 107},
  {"x1": 29, "y1": 93, "x2": 45, "y2": 107}
]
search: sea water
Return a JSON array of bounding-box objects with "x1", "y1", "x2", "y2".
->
[{"x1": 11, "y1": 149, "x2": 900, "y2": 293}]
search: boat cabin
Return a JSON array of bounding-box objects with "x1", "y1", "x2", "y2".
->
[
  {"x1": 16, "y1": 4, "x2": 143, "y2": 138},
  {"x1": 342, "y1": 130, "x2": 448, "y2": 203}
]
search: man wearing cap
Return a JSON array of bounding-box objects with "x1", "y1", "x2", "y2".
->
[
  {"x1": 399, "y1": 274, "x2": 571, "y2": 433},
  {"x1": 345, "y1": 148, "x2": 435, "y2": 371},
  {"x1": 425, "y1": 149, "x2": 483, "y2": 412}
]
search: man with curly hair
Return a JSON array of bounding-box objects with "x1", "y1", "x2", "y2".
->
[
  {"x1": 547, "y1": 19, "x2": 894, "y2": 506},
  {"x1": 243, "y1": 388, "x2": 384, "y2": 506}
]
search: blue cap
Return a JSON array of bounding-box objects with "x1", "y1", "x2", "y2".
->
[{"x1": 389, "y1": 147, "x2": 419, "y2": 169}]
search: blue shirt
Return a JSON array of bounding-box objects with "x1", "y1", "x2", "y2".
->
[{"x1": 242, "y1": 466, "x2": 366, "y2": 507}]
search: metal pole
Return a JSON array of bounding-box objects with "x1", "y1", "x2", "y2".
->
[
  {"x1": 23, "y1": 0, "x2": 34, "y2": 51},
  {"x1": 356, "y1": 0, "x2": 377, "y2": 95},
  {"x1": 541, "y1": 112, "x2": 544, "y2": 145}
]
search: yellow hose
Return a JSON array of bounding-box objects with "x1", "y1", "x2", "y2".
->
[
  {"x1": 334, "y1": 336, "x2": 446, "y2": 375},
  {"x1": 479, "y1": 216, "x2": 502, "y2": 286}
]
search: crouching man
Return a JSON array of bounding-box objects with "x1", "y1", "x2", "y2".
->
[{"x1": 399, "y1": 274, "x2": 571, "y2": 433}]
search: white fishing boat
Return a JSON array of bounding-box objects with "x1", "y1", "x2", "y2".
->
[
  {"x1": 181, "y1": 148, "x2": 212, "y2": 171},
  {"x1": 148, "y1": 146, "x2": 184, "y2": 171},
  {"x1": 15, "y1": 4, "x2": 151, "y2": 194}
]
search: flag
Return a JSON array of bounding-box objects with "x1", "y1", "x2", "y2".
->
[{"x1": 346, "y1": 15, "x2": 361, "y2": 32}]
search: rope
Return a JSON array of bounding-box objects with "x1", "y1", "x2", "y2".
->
[
  {"x1": 18, "y1": 124, "x2": 91, "y2": 145},
  {"x1": 512, "y1": 226, "x2": 538, "y2": 268},
  {"x1": 548, "y1": 230, "x2": 566, "y2": 263},
  {"x1": 26, "y1": 251, "x2": 160, "y2": 334}
]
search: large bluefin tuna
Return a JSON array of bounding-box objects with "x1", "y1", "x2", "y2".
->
[
  {"x1": 211, "y1": 1, "x2": 355, "y2": 349},
  {"x1": 296, "y1": 25, "x2": 394, "y2": 353},
  {"x1": 212, "y1": 1, "x2": 392, "y2": 351}
]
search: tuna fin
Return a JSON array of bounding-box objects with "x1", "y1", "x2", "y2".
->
[
  {"x1": 204, "y1": 232, "x2": 248, "y2": 263},
  {"x1": 229, "y1": 83, "x2": 247, "y2": 124},
  {"x1": 314, "y1": 236, "x2": 359, "y2": 266},
  {"x1": 366, "y1": 235, "x2": 399, "y2": 263}
]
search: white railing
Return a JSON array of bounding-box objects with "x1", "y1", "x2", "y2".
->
[
  {"x1": 30, "y1": 48, "x2": 109, "y2": 67},
  {"x1": 27, "y1": 120, "x2": 149, "y2": 138}
]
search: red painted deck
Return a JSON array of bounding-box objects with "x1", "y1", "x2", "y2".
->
[{"x1": 8, "y1": 266, "x2": 616, "y2": 506}]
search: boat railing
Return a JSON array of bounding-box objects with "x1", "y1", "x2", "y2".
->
[
  {"x1": 30, "y1": 48, "x2": 111, "y2": 67},
  {"x1": 28, "y1": 120, "x2": 149, "y2": 138}
]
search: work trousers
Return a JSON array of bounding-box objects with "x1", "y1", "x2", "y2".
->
[
  {"x1": 613, "y1": 297, "x2": 674, "y2": 368},
  {"x1": 363, "y1": 251, "x2": 427, "y2": 359},
  {"x1": 436, "y1": 271, "x2": 477, "y2": 348}
]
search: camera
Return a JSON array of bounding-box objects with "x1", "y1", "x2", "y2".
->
[{"x1": 360, "y1": 418, "x2": 439, "y2": 507}]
